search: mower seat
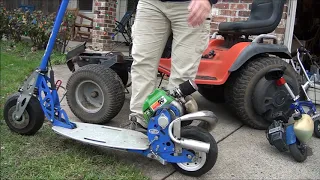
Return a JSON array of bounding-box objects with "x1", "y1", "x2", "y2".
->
[{"x1": 218, "y1": 0, "x2": 286, "y2": 36}]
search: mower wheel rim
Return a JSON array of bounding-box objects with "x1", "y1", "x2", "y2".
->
[{"x1": 75, "y1": 80, "x2": 104, "y2": 113}]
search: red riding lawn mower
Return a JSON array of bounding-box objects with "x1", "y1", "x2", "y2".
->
[
  {"x1": 64, "y1": 0, "x2": 300, "y2": 130},
  {"x1": 158, "y1": 0, "x2": 301, "y2": 130}
]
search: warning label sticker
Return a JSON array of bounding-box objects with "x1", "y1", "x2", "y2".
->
[{"x1": 150, "y1": 96, "x2": 167, "y2": 110}]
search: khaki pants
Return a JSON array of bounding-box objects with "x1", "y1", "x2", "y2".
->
[{"x1": 130, "y1": 0, "x2": 211, "y2": 126}]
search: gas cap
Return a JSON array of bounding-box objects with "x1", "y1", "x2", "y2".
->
[{"x1": 158, "y1": 113, "x2": 169, "y2": 129}]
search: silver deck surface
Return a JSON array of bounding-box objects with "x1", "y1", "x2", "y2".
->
[{"x1": 52, "y1": 122, "x2": 149, "y2": 150}]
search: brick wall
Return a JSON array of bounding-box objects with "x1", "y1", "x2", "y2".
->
[
  {"x1": 92, "y1": 0, "x2": 117, "y2": 51},
  {"x1": 211, "y1": 0, "x2": 288, "y2": 44}
]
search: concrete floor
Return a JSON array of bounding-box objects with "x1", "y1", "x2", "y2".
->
[{"x1": 52, "y1": 63, "x2": 320, "y2": 180}]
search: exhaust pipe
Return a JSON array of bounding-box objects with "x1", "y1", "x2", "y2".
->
[{"x1": 168, "y1": 111, "x2": 218, "y2": 153}]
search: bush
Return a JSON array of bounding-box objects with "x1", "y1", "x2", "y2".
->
[
  {"x1": 0, "y1": 7, "x2": 9, "y2": 40},
  {"x1": 23, "y1": 10, "x2": 55, "y2": 49},
  {"x1": 1, "y1": 6, "x2": 76, "y2": 52},
  {"x1": 1, "y1": 8, "x2": 25, "y2": 42}
]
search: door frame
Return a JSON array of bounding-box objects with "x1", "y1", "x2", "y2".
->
[
  {"x1": 283, "y1": 0, "x2": 298, "y2": 53},
  {"x1": 115, "y1": 0, "x2": 128, "y2": 41}
]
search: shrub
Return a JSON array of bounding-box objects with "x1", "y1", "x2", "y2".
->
[
  {"x1": 0, "y1": 7, "x2": 9, "y2": 40},
  {"x1": 24, "y1": 10, "x2": 55, "y2": 49},
  {"x1": 3, "y1": 8, "x2": 26, "y2": 42},
  {"x1": 1, "y1": 7, "x2": 76, "y2": 52}
]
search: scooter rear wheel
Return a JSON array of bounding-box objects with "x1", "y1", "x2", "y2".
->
[
  {"x1": 289, "y1": 141, "x2": 308, "y2": 162},
  {"x1": 314, "y1": 120, "x2": 320, "y2": 138},
  {"x1": 3, "y1": 93, "x2": 44, "y2": 135},
  {"x1": 172, "y1": 126, "x2": 218, "y2": 177}
]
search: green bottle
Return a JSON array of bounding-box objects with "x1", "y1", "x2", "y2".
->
[{"x1": 142, "y1": 88, "x2": 174, "y2": 124}]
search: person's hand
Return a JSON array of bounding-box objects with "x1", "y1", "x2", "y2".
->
[{"x1": 188, "y1": 0, "x2": 211, "y2": 27}]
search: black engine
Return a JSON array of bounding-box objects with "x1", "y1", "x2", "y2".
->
[{"x1": 266, "y1": 120, "x2": 288, "y2": 152}]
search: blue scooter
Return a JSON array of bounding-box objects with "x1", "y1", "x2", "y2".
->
[
  {"x1": 3, "y1": 0, "x2": 219, "y2": 177},
  {"x1": 265, "y1": 64, "x2": 319, "y2": 162}
]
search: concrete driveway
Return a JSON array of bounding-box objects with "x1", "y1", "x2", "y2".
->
[{"x1": 53, "y1": 64, "x2": 320, "y2": 180}]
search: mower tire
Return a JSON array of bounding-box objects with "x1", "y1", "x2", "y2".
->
[
  {"x1": 66, "y1": 64, "x2": 125, "y2": 124},
  {"x1": 225, "y1": 56, "x2": 300, "y2": 130}
]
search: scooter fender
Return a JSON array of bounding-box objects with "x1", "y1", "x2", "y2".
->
[{"x1": 286, "y1": 124, "x2": 297, "y2": 145}]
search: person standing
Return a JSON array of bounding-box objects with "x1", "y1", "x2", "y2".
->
[{"x1": 129, "y1": 0, "x2": 217, "y2": 131}]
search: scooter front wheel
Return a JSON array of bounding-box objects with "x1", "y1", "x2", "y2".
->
[
  {"x1": 3, "y1": 93, "x2": 44, "y2": 135},
  {"x1": 172, "y1": 126, "x2": 218, "y2": 177}
]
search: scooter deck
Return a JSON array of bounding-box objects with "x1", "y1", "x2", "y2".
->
[{"x1": 52, "y1": 122, "x2": 149, "y2": 150}]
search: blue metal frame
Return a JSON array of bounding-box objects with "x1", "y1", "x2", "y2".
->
[
  {"x1": 286, "y1": 124, "x2": 296, "y2": 145},
  {"x1": 285, "y1": 89, "x2": 317, "y2": 145},
  {"x1": 290, "y1": 100, "x2": 317, "y2": 116},
  {"x1": 129, "y1": 106, "x2": 194, "y2": 163},
  {"x1": 37, "y1": 75, "x2": 76, "y2": 129},
  {"x1": 30, "y1": 0, "x2": 196, "y2": 164},
  {"x1": 32, "y1": 0, "x2": 75, "y2": 129}
]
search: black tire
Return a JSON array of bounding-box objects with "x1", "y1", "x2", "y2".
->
[
  {"x1": 110, "y1": 63, "x2": 129, "y2": 86},
  {"x1": 225, "y1": 56, "x2": 300, "y2": 130},
  {"x1": 314, "y1": 120, "x2": 320, "y2": 138},
  {"x1": 172, "y1": 126, "x2": 218, "y2": 177},
  {"x1": 198, "y1": 84, "x2": 225, "y2": 103},
  {"x1": 66, "y1": 64, "x2": 125, "y2": 124},
  {"x1": 3, "y1": 93, "x2": 45, "y2": 135},
  {"x1": 289, "y1": 141, "x2": 308, "y2": 162}
]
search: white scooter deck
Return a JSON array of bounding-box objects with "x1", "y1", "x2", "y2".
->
[{"x1": 52, "y1": 122, "x2": 149, "y2": 150}]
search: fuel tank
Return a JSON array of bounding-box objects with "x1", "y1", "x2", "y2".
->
[{"x1": 294, "y1": 114, "x2": 314, "y2": 143}]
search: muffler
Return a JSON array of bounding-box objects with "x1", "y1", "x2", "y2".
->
[{"x1": 168, "y1": 111, "x2": 218, "y2": 153}]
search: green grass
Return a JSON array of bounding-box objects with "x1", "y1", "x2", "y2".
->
[{"x1": 0, "y1": 41, "x2": 149, "y2": 180}]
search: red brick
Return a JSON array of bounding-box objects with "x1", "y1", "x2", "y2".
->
[
  {"x1": 229, "y1": 17, "x2": 247, "y2": 22},
  {"x1": 99, "y1": 39, "x2": 107, "y2": 43},
  {"x1": 230, "y1": 4, "x2": 248, "y2": 10},
  {"x1": 221, "y1": 0, "x2": 239, "y2": 2},
  {"x1": 95, "y1": 19, "x2": 104, "y2": 23},
  {"x1": 282, "y1": 12, "x2": 287, "y2": 19},
  {"x1": 98, "y1": 7, "x2": 108, "y2": 10},
  {"x1": 101, "y1": 35, "x2": 111, "y2": 40},
  {"x1": 238, "y1": 10, "x2": 250, "y2": 17},
  {"x1": 275, "y1": 28, "x2": 285, "y2": 34},
  {"x1": 210, "y1": 23, "x2": 219, "y2": 30},
  {"x1": 283, "y1": 5, "x2": 288, "y2": 12},
  {"x1": 108, "y1": 24, "x2": 115, "y2": 29},
  {"x1": 98, "y1": 23, "x2": 107, "y2": 28},
  {"x1": 104, "y1": 19, "x2": 112, "y2": 24},
  {"x1": 214, "y1": 3, "x2": 229, "y2": 9},
  {"x1": 212, "y1": 16, "x2": 228, "y2": 22},
  {"x1": 220, "y1": 10, "x2": 237, "y2": 16}
]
